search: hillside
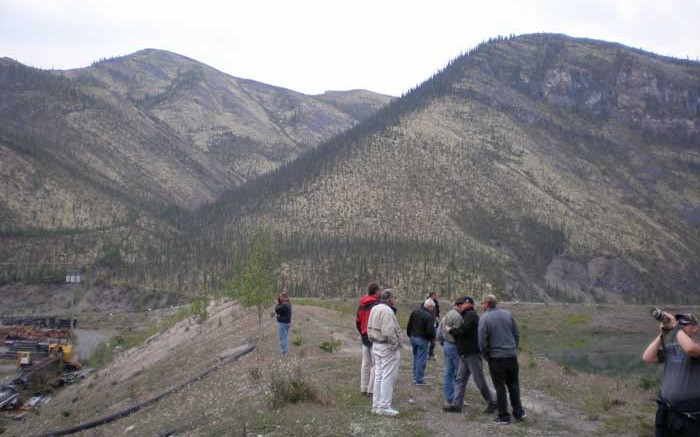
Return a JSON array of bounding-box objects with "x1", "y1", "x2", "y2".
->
[
  {"x1": 0, "y1": 51, "x2": 391, "y2": 279},
  {"x1": 186, "y1": 34, "x2": 700, "y2": 303},
  {"x1": 65, "y1": 49, "x2": 392, "y2": 186},
  {"x1": 0, "y1": 300, "x2": 665, "y2": 437}
]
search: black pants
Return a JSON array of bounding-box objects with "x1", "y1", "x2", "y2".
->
[
  {"x1": 488, "y1": 356, "x2": 523, "y2": 420},
  {"x1": 656, "y1": 400, "x2": 700, "y2": 437}
]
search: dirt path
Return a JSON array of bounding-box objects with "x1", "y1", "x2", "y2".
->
[{"x1": 302, "y1": 303, "x2": 606, "y2": 437}]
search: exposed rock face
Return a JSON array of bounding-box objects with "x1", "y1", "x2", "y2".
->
[{"x1": 545, "y1": 255, "x2": 643, "y2": 303}]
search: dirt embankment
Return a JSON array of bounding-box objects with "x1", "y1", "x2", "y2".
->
[{"x1": 3, "y1": 301, "x2": 657, "y2": 437}]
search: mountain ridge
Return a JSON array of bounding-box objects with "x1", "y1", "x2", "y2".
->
[
  {"x1": 0, "y1": 34, "x2": 698, "y2": 304},
  {"x1": 185, "y1": 34, "x2": 699, "y2": 303}
]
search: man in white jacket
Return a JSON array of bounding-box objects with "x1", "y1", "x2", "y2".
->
[{"x1": 367, "y1": 289, "x2": 402, "y2": 416}]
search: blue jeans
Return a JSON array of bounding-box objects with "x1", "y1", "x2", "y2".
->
[
  {"x1": 442, "y1": 342, "x2": 459, "y2": 402},
  {"x1": 278, "y1": 322, "x2": 290, "y2": 355},
  {"x1": 410, "y1": 335, "x2": 430, "y2": 383}
]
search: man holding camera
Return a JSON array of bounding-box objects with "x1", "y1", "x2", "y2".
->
[{"x1": 643, "y1": 311, "x2": 700, "y2": 437}]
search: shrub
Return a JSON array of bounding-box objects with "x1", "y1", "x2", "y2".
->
[
  {"x1": 292, "y1": 335, "x2": 304, "y2": 346},
  {"x1": 319, "y1": 339, "x2": 341, "y2": 353},
  {"x1": 269, "y1": 365, "x2": 319, "y2": 408}
]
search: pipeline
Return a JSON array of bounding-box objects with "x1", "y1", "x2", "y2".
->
[{"x1": 33, "y1": 342, "x2": 256, "y2": 437}]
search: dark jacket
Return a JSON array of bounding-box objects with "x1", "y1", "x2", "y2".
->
[
  {"x1": 275, "y1": 301, "x2": 292, "y2": 324},
  {"x1": 450, "y1": 307, "x2": 480, "y2": 356},
  {"x1": 478, "y1": 307, "x2": 519, "y2": 359},
  {"x1": 431, "y1": 298, "x2": 440, "y2": 321},
  {"x1": 406, "y1": 306, "x2": 436, "y2": 341}
]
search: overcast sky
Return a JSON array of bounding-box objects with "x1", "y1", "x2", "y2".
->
[{"x1": 2, "y1": 0, "x2": 698, "y2": 96}]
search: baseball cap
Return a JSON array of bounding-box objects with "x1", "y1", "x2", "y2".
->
[
  {"x1": 454, "y1": 296, "x2": 474, "y2": 305},
  {"x1": 675, "y1": 314, "x2": 698, "y2": 326}
]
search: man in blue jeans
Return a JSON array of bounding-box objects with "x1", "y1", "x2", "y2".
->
[
  {"x1": 438, "y1": 299, "x2": 463, "y2": 404},
  {"x1": 275, "y1": 292, "x2": 292, "y2": 356},
  {"x1": 406, "y1": 298, "x2": 436, "y2": 385}
]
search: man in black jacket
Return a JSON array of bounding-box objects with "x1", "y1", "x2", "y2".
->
[
  {"x1": 443, "y1": 296, "x2": 496, "y2": 413},
  {"x1": 407, "y1": 299, "x2": 436, "y2": 385}
]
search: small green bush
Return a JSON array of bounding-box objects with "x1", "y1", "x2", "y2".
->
[
  {"x1": 319, "y1": 339, "x2": 341, "y2": 353},
  {"x1": 292, "y1": 335, "x2": 304, "y2": 346},
  {"x1": 269, "y1": 366, "x2": 319, "y2": 408}
]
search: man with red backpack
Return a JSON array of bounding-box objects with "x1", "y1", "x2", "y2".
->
[{"x1": 356, "y1": 282, "x2": 381, "y2": 396}]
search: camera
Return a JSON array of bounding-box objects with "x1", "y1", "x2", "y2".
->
[{"x1": 650, "y1": 308, "x2": 673, "y2": 325}]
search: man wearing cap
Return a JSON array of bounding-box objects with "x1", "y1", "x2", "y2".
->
[
  {"x1": 443, "y1": 296, "x2": 497, "y2": 414},
  {"x1": 643, "y1": 312, "x2": 700, "y2": 436},
  {"x1": 406, "y1": 298, "x2": 436, "y2": 385},
  {"x1": 478, "y1": 293, "x2": 525, "y2": 424}
]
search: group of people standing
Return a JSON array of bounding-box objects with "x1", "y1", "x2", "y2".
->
[{"x1": 355, "y1": 282, "x2": 525, "y2": 423}]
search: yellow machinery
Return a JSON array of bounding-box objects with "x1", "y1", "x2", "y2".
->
[
  {"x1": 49, "y1": 343, "x2": 80, "y2": 371},
  {"x1": 48, "y1": 343, "x2": 74, "y2": 362}
]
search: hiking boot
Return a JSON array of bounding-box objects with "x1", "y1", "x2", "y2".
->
[
  {"x1": 483, "y1": 403, "x2": 497, "y2": 414},
  {"x1": 442, "y1": 404, "x2": 462, "y2": 413},
  {"x1": 494, "y1": 416, "x2": 511, "y2": 425},
  {"x1": 515, "y1": 412, "x2": 527, "y2": 421}
]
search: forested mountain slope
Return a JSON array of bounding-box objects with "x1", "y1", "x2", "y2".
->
[
  {"x1": 0, "y1": 52, "x2": 390, "y2": 277},
  {"x1": 187, "y1": 34, "x2": 700, "y2": 303}
]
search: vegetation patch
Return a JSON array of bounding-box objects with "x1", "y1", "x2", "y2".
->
[{"x1": 269, "y1": 363, "x2": 320, "y2": 408}]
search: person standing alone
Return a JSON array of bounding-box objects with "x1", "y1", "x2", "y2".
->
[
  {"x1": 367, "y1": 289, "x2": 402, "y2": 416},
  {"x1": 478, "y1": 293, "x2": 525, "y2": 424},
  {"x1": 642, "y1": 312, "x2": 700, "y2": 437},
  {"x1": 275, "y1": 292, "x2": 292, "y2": 356},
  {"x1": 356, "y1": 282, "x2": 381, "y2": 396},
  {"x1": 407, "y1": 298, "x2": 436, "y2": 385}
]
